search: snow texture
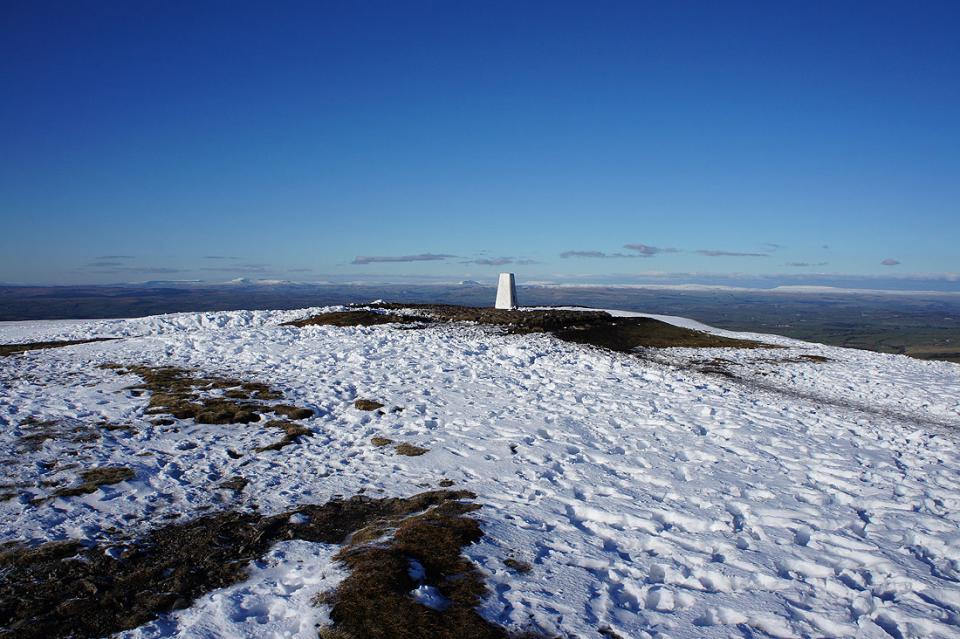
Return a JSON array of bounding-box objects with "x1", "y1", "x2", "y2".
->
[{"x1": 1, "y1": 306, "x2": 959, "y2": 638}]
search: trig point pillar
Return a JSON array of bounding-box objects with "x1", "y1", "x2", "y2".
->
[{"x1": 495, "y1": 272, "x2": 517, "y2": 309}]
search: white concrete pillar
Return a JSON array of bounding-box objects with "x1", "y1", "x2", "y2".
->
[{"x1": 495, "y1": 272, "x2": 517, "y2": 309}]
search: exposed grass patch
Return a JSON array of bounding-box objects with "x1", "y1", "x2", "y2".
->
[
  {"x1": 114, "y1": 365, "x2": 276, "y2": 425},
  {"x1": 0, "y1": 490, "x2": 510, "y2": 639},
  {"x1": 552, "y1": 317, "x2": 765, "y2": 351},
  {"x1": 98, "y1": 421, "x2": 133, "y2": 431},
  {"x1": 51, "y1": 466, "x2": 135, "y2": 498},
  {"x1": 504, "y1": 558, "x2": 533, "y2": 574},
  {"x1": 685, "y1": 357, "x2": 740, "y2": 379},
  {"x1": 371, "y1": 436, "x2": 394, "y2": 447},
  {"x1": 688, "y1": 353, "x2": 831, "y2": 377},
  {"x1": 747, "y1": 354, "x2": 832, "y2": 366},
  {"x1": 354, "y1": 399, "x2": 385, "y2": 411},
  {"x1": 270, "y1": 404, "x2": 315, "y2": 420},
  {"x1": 438, "y1": 479, "x2": 455, "y2": 487},
  {"x1": 395, "y1": 442, "x2": 430, "y2": 457},
  {"x1": 283, "y1": 310, "x2": 432, "y2": 328},
  {"x1": 102, "y1": 364, "x2": 314, "y2": 453},
  {"x1": 366, "y1": 303, "x2": 611, "y2": 333},
  {"x1": 254, "y1": 420, "x2": 313, "y2": 453},
  {"x1": 358, "y1": 304, "x2": 770, "y2": 351},
  {"x1": 0, "y1": 338, "x2": 116, "y2": 357},
  {"x1": 16, "y1": 417, "x2": 100, "y2": 452},
  {"x1": 217, "y1": 476, "x2": 248, "y2": 492},
  {"x1": 321, "y1": 493, "x2": 546, "y2": 639}
]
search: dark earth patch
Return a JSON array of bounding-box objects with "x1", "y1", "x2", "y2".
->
[
  {"x1": 354, "y1": 399, "x2": 385, "y2": 411},
  {"x1": 98, "y1": 420, "x2": 134, "y2": 431},
  {"x1": 254, "y1": 420, "x2": 313, "y2": 452},
  {"x1": 270, "y1": 404, "x2": 315, "y2": 420},
  {"x1": 217, "y1": 476, "x2": 249, "y2": 492},
  {"x1": 504, "y1": 558, "x2": 533, "y2": 574},
  {"x1": 371, "y1": 436, "x2": 394, "y2": 447},
  {"x1": 51, "y1": 466, "x2": 135, "y2": 498},
  {"x1": 366, "y1": 303, "x2": 611, "y2": 334},
  {"x1": 16, "y1": 417, "x2": 100, "y2": 453},
  {"x1": 294, "y1": 304, "x2": 771, "y2": 351},
  {"x1": 551, "y1": 317, "x2": 765, "y2": 351},
  {"x1": 283, "y1": 310, "x2": 432, "y2": 328},
  {"x1": 0, "y1": 490, "x2": 544, "y2": 639},
  {"x1": 395, "y1": 442, "x2": 430, "y2": 457},
  {"x1": 102, "y1": 364, "x2": 314, "y2": 453},
  {"x1": 321, "y1": 493, "x2": 546, "y2": 639},
  {"x1": 0, "y1": 338, "x2": 116, "y2": 357}
]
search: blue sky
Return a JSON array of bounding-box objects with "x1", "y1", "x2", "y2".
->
[{"x1": 1, "y1": 1, "x2": 958, "y2": 289}]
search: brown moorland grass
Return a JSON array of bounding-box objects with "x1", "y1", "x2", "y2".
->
[
  {"x1": 0, "y1": 338, "x2": 116, "y2": 357},
  {"x1": 294, "y1": 304, "x2": 771, "y2": 352},
  {"x1": 51, "y1": 466, "x2": 135, "y2": 498},
  {"x1": 321, "y1": 495, "x2": 547, "y2": 639},
  {"x1": 503, "y1": 558, "x2": 533, "y2": 574},
  {"x1": 0, "y1": 491, "x2": 548, "y2": 639},
  {"x1": 15, "y1": 417, "x2": 100, "y2": 453},
  {"x1": 551, "y1": 316, "x2": 764, "y2": 351},
  {"x1": 282, "y1": 310, "x2": 432, "y2": 328},
  {"x1": 102, "y1": 364, "x2": 315, "y2": 453},
  {"x1": 270, "y1": 404, "x2": 315, "y2": 420},
  {"x1": 254, "y1": 419, "x2": 313, "y2": 452},
  {"x1": 395, "y1": 442, "x2": 430, "y2": 457}
]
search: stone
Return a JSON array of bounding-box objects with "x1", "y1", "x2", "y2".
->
[{"x1": 495, "y1": 272, "x2": 517, "y2": 309}]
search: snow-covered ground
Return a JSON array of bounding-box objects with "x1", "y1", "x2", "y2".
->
[{"x1": 2, "y1": 307, "x2": 959, "y2": 638}]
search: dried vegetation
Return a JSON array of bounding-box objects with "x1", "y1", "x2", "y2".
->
[
  {"x1": 51, "y1": 466, "x2": 135, "y2": 498},
  {"x1": 0, "y1": 338, "x2": 116, "y2": 357},
  {"x1": 290, "y1": 304, "x2": 770, "y2": 352},
  {"x1": 102, "y1": 364, "x2": 315, "y2": 453},
  {"x1": 354, "y1": 398, "x2": 385, "y2": 411},
  {"x1": 0, "y1": 490, "x2": 544, "y2": 639}
]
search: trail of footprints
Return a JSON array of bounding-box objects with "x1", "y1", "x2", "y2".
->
[{"x1": 2, "y1": 319, "x2": 959, "y2": 637}]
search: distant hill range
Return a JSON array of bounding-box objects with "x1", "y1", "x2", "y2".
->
[{"x1": 1, "y1": 282, "x2": 958, "y2": 363}]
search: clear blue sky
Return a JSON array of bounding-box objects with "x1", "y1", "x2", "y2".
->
[{"x1": 1, "y1": 1, "x2": 958, "y2": 289}]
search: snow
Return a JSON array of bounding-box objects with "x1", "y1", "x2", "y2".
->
[
  {"x1": 2, "y1": 306, "x2": 959, "y2": 638},
  {"x1": 118, "y1": 541, "x2": 345, "y2": 639},
  {"x1": 410, "y1": 585, "x2": 450, "y2": 612}
]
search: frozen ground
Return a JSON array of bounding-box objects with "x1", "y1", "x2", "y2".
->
[{"x1": 1, "y1": 306, "x2": 959, "y2": 638}]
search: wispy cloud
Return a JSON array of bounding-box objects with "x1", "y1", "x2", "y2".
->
[
  {"x1": 881, "y1": 258, "x2": 901, "y2": 266},
  {"x1": 463, "y1": 257, "x2": 514, "y2": 266},
  {"x1": 202, "y1": 262, "x2": 271, "y2": 273},
  {"x1": 787, "y1": 261, "x2": 829, "y2": 267},
  {"x1": 203, "y1": 255, "x2": 240, "y2": 260},
  {"x1": 623, "y1": 243, "x2": 679, "y2": 257},
  {"x1": 460, "y1": 256, "x2": 541, "y2": 266},
  {"x1": 86, "y1": 266, "x2": 185, "y2": 274},
  {"x1": 697, "y1": 250, "x2": 769, "y2": 257},
  {"x1": 523, "y1": 270, "x2": 960, "y2": 288},
  {"x1": 83, "y1": 257, "x2": 182, "y2": 273},
  {"x1": 761, "y1": 243, "x2": 784, "y2": 250},
  {"x1": 560, "y1": 250, "x2": 638, "y2": 259},
  {"x1": 352, "y1": 253, "x2": 456, "y2": 265}
]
